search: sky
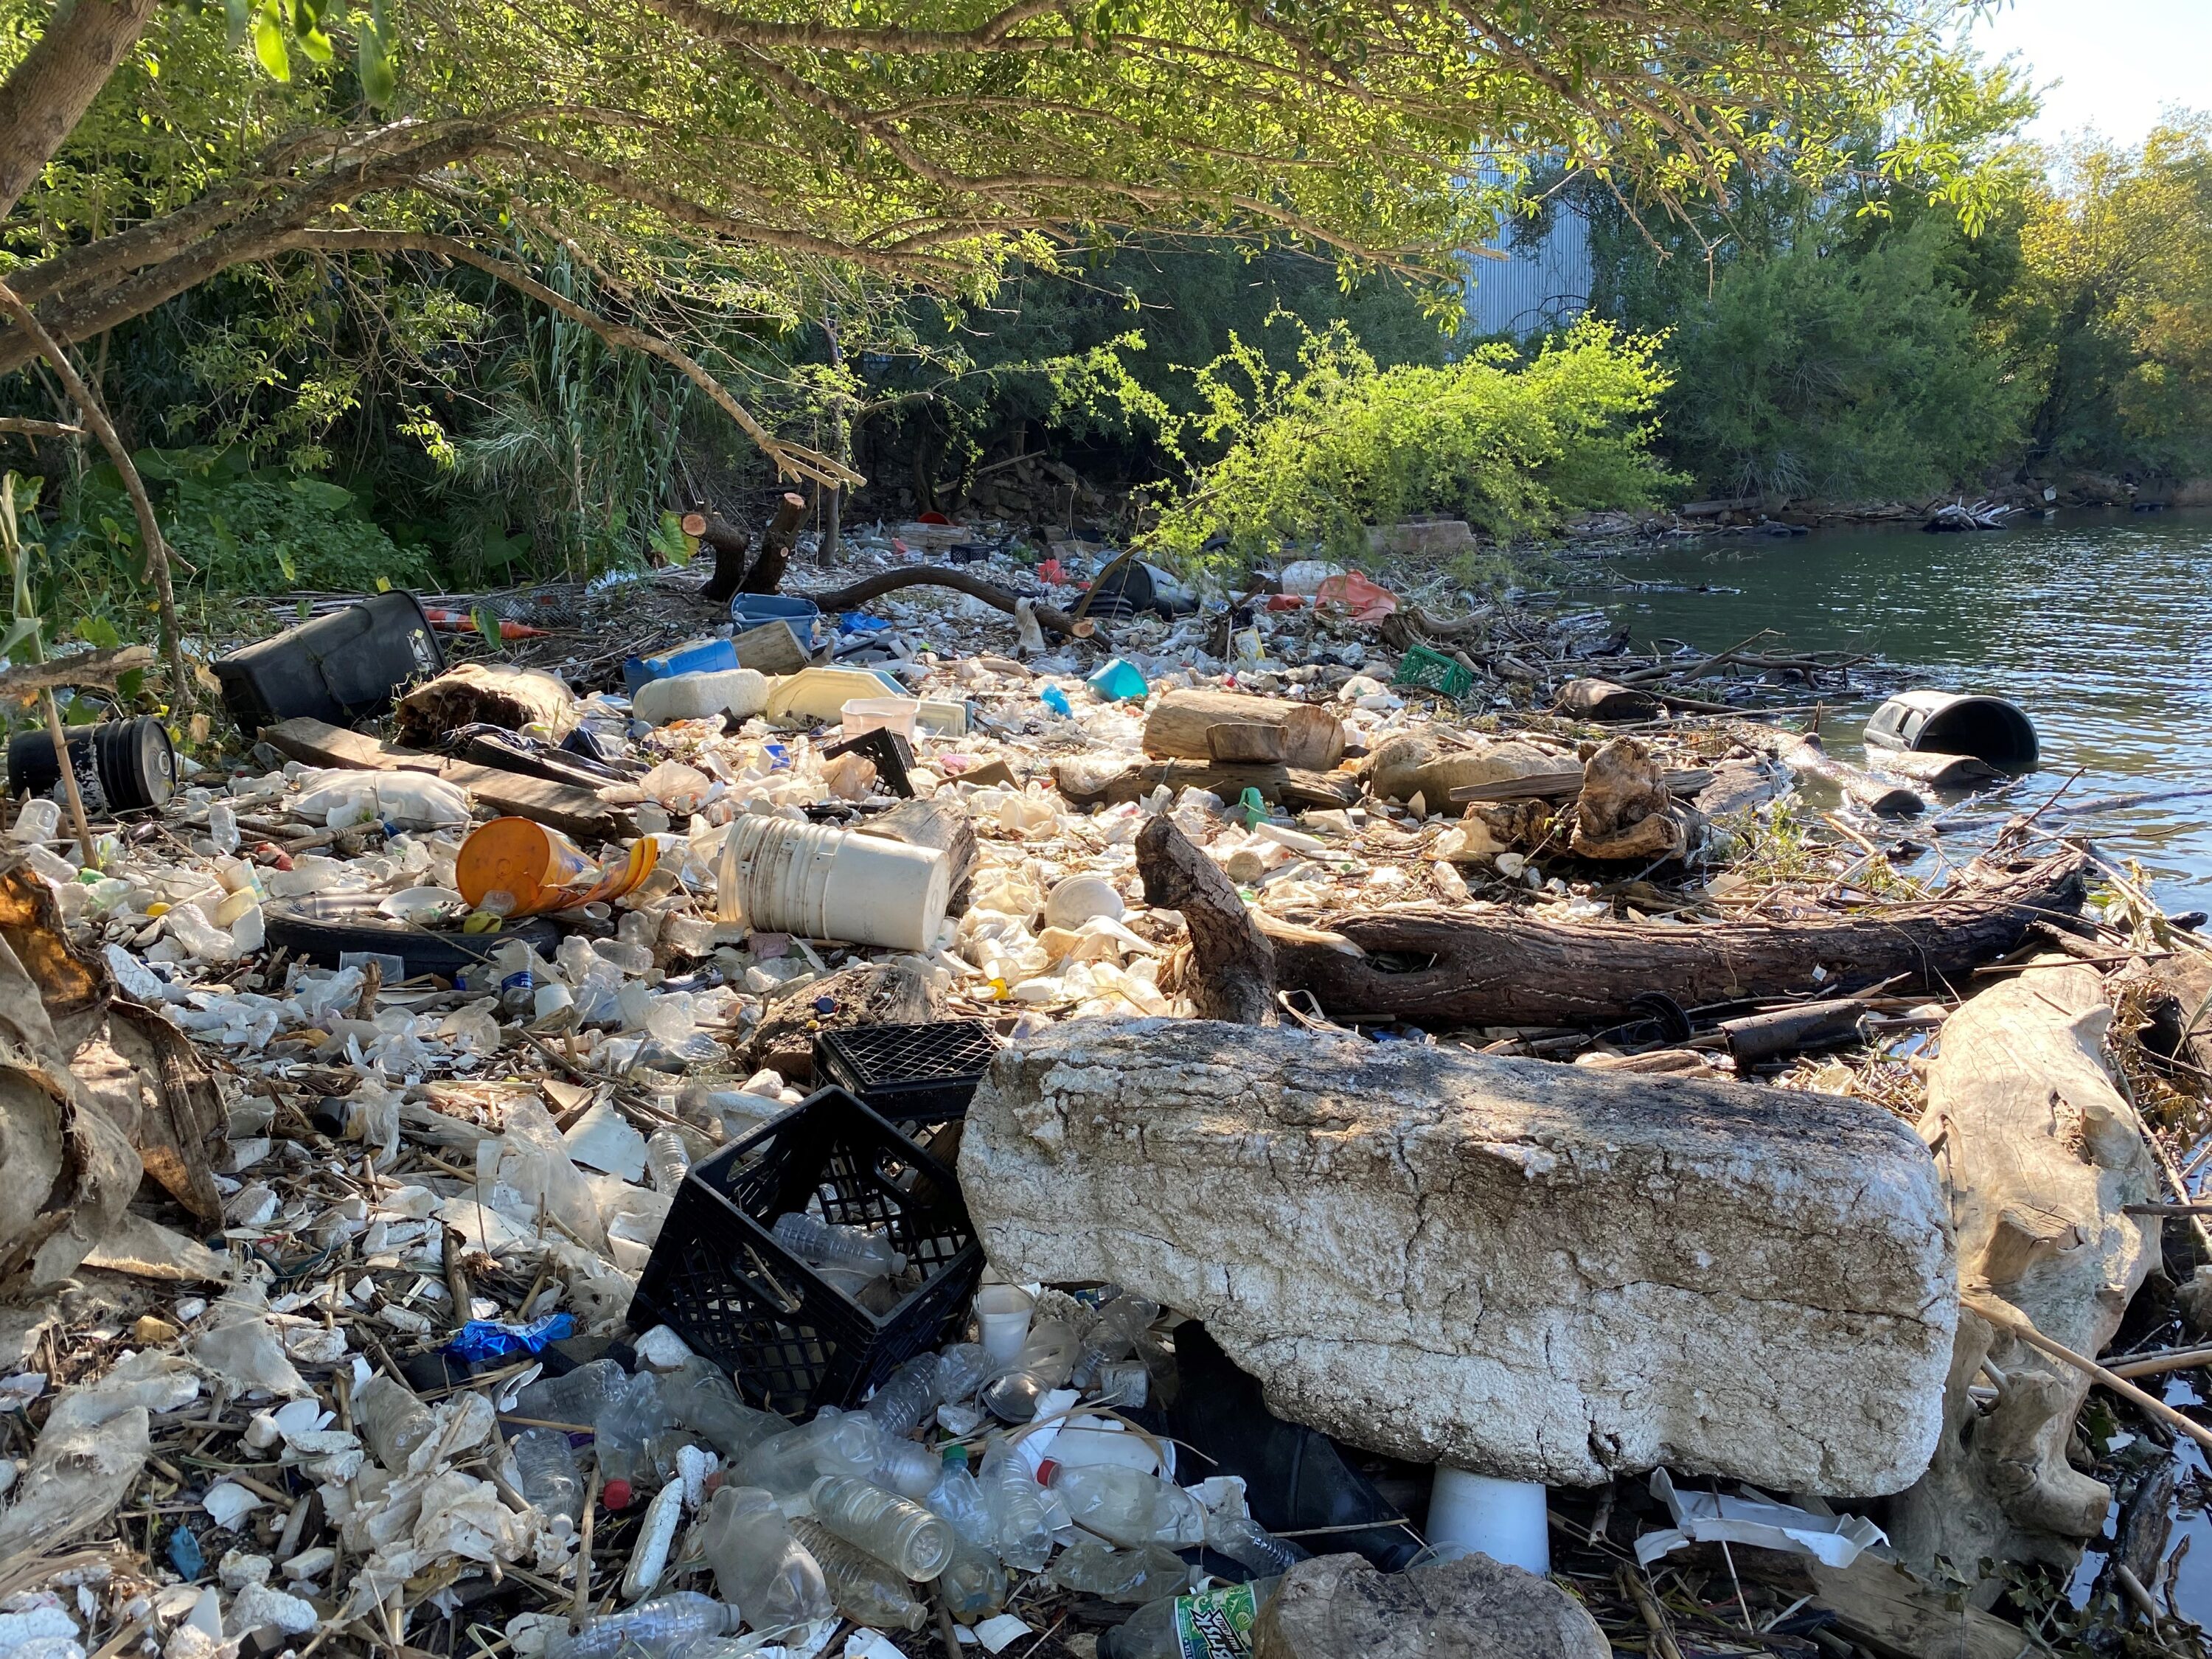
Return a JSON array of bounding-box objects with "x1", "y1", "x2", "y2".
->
[{"x1": 1961, "y1": 0, "x2": 2211, "y2": 150}]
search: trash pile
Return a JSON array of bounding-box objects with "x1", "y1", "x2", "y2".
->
[{"x1": 2, "y1": 515, "x2": 2209, "y2": 1658}]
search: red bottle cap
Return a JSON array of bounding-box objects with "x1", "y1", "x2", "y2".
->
[{"x1": 602, "y1": 1477, "x2": 633, "y2": 1511}]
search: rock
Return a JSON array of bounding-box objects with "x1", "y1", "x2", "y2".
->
[
  {"x1": 959, "y1": 1019, "x2": 1955, "y2": 1493},
  {"x1": 1253, "y1": 1552, "x2": 1607, "y2": 1659},
  {"x1": 1363, "y1": 734, "x2": 1562, "y2": 808},
  {"x1": 2180, "y1": 1266, "x2": 2212, "y2": 1334}
]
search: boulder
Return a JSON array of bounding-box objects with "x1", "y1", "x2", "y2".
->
[
  {"x1": 959, "y1": 1020, "x2": 1956, "y2": 1492},
  {"x1": 1253, "y1": 1553, "x2": 1607, "y2": 1659}
]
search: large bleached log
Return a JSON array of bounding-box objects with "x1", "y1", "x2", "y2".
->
[
  {"x1": 1142, "y1": 689, "x2": 1347, "y2": 772},
  {"x1": 960, "y1": 1019, "x2": 1956, "y2": 1493},
  {"x1": 1887, "y1": 965, "x2": 2158, "y2": 1595},
  {"x1": 1265, "y1": 849, "x2": 2087, "y2": 1028}
]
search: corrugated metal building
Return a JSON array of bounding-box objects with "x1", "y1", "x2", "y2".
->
[{"x1": 1460, "y1": 191, "x2": 1594, "y2": 341}]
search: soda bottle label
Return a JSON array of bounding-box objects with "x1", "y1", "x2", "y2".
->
[{"x1": 1172, "y1": 1582, "x2": 1259, "y2": 1658}]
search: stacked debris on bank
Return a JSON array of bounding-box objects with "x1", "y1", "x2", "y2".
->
[{"x1": 0, "y1": 515, "x2": 2206, "y2": 1659}]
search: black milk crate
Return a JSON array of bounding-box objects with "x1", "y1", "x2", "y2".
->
[
  {"x1": 814, "y1": 1020, "x2": 1001, "y2": 1125},
  {"x1": 630, "y1": 1086, "x2": 982, "y2": 1419}
]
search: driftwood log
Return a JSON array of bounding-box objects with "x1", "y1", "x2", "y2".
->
[
  {"x1": 801, "y1": 566, "x2": 1099, "y2": 641},
  {"x1": 1203, "y1": 722, "x2": 1284, "y2": 765},
  {"x1": 1868, "y1": 748, "x2": 2006, "y2": 790},
  {"x1": 0, "y1": 644, "x2": 156, "y2": 706},
  {"x1": 1781, "y1": 735, "x2": 1926, "y2": 816},
  {"x1": 392, "y1": 662, "x2": 577, "y2": 748},
  {"x1": 1557, "y1": 677, "x2": 1660, "y2": 722},
  {"x1": 1265, "y1": 849, "x2": 2087, "y2": 1029},
  {"x1": 1888, "y1": 965, "x2": 2158, "y2": 1597},
  {"x1": 1135, "y1": 814, "x2": 1276, "y2": 1025},
  {"x1": 1144, "y1": 689, "x2": 1346, "y2": 771},
  {"x1": 1054, "y1": 757, "x2": 1361, "y2": 812}
]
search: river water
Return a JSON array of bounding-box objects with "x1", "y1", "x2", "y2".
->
[{"x1": 1567, "y1": 509, "x2": 2212, "y2": 911}]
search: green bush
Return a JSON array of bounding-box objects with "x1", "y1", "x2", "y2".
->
[
  {"x1": 1143, "y1": 316, "x2": 1682, "y2": 569},
  {"x1": 55, "y1": 449, "x2": 429, "y2": 604}
]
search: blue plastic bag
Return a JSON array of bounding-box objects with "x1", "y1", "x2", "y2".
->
[
  {"x1": 447, "y1": 1311, "x2": 575, "y2": 1364},
  {"x1": 1040, "y1": 685, "x2": 1074, "y2": 718}
]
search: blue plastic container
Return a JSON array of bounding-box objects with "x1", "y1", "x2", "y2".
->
[
  {"x1": 730, "y1": 593, "x2": 823, "y2": 636},
  {"x1": 623, "y1": 637, "x2": 740, "y2": 696},
  {"x1": 1086, "y1": 657, "x2": 1149, "y2": 703}
]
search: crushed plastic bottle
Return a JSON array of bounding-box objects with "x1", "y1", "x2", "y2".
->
[
  {"x1": 1046, "y1": 1540, "x2": 1191, "y2": 1604},
  {"x1": 658, "y1": 1356, "x2": 790, "y2": 1461},
  {"x1": 513, "y1": 1357, "x2": 627, "y2": 1427},
  {"x1": 645, "y1": 1128, "x2": 692, "y2": 1195},
  {"x1": 771, "y1": 1212, "x2": 905, "y2": 1278},
  {"x1": 543, "y1": 1591, "x2": 735, "y2": 1659},
  {"x1": 695, "y1": 1485, "x2": 833, "y2": 1640},
  {"x1": 934, "y1": 1343, "x2": 992, "y2": 1409},
  {"x1": 1048, "y1": 1464, "x2": 1206, "y2": 1550},
  {"x1": 1099, "y1": 1577, "x2": 1280, "y2": 1659},
  {"x1": 592, "y1": 1369, "x2": 673, "y2": 1486},
  {"x1": 1205, "y1": 1506, "x2": 1308, "y2": 1576},
  {"x1": 510, "y1": 1428, "x2": 585, "y2": 1531},
  {"x1": 206, "y1": 800, "x2": 240, "y2": 856},
  {"x1": 354, "y1": 1373, "x2": 437, "y2": 1472},
  {"x1": 789, "y1": 1517, "x2": 928, "y2": 1631},
  {"x1": 808, "y1": 1408, "x2": 936, "y2": 1500},
  {"x1": 862, "y1": 1354, "x2": 940, "y2": 1438},
  {"x1": 935, "y1": 1534, "x2": 1008, "y2": 1622},
  {"x1": 806, "y1": 1475, "x2": 953, "y2": 1580},
  {"x1": 9, "y1": 799, "x2": 60, "y2": 844},
  {"x1": 978, "y1": 1433, "x2": 1054, "y2": 1572},
  {"x1": 981, "y1": 1318, "x2": 1080, "y2": 1422}
]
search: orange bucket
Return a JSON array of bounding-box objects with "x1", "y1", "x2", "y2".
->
[{"x1": 456, "y1": 818, "x2": 658, "y2": 917}]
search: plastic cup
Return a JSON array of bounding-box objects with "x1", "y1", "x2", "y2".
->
[{"x1": 975, "y1": 1284, "x2": 1034, "y2": 1363}]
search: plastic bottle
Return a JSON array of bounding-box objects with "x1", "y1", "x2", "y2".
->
[
  {"x1": 734, "y1": 1418, "x2": 831, "y2": 1500},
  {"x1": 1205, "y1": 1506, "x2": 1307, "y2": 1576},
  {"x1": 1099, "y1": 1577, "x2": 1280, "y2": 1659},
  {"x1": 1046, "y1": 1540, "x2": 1190, "y2": 1604},
  {"x1": 863, "y1": 1354, "x2": 941, "y2": 1438},
  {"x1": 788, "y1": 1517, "x2": 928, "y2": 1632},
  {"x1": 981, "y1": 1319, "x2": 1081, "y2": 1422},
  {"x1": 645, "y1": 1129, "x2": 692, "y2": 1195},
  {"x1": 935, "y1": 1534, "x2": 1007, "y2": 1622},
  {"x1": 510, "y1": 1427, "x2": 585, "y2": 1531},
  {"x1": 807, "y1": 1475, "x2": 953, "y2": 1580},
  {"x1": 977, "y1": 1434, "x2": 1054, "y2": 1572},
  {"x1": 207, "y1": 801, "x2": 240, "y2": 856},
  {"x1": 1049, "y1": 1464, "x2": 1205, "y2": 1550},
  {"x1": 771, "y1": 1212, "x2": 905, "y2": 1277},
  {"x1": 595, "y1": 1369, "x2": 675, "y2": 1486},
  {"x1": 925, "y1": 1447, "x2": 999, "y2": 1556},
  {"x1": 809, "y1": 1408, "x2": 936, "y2": 1500},
  {"x1": 515, "y1": 1357, "x2": 628, "y2": 1427},
  {"x1": 354, "y1": 1373, "x2": 437, "y2": 1472},
  {"x1": 934, "y1": 1343, "x2": 992, "y2": 1409},
  {"x1": 658, "y1": 1357, "x2": 790, "y2": 1461},
  {"x1": 695, "y1": 1485, "x2": 833, "y2": 1639},
  {"x1": 9, "y1": 799, "x2": 60, "y2": 844},
  {"x1": 543, "y1": 1591, "x2": 735, "y2": 1659}
]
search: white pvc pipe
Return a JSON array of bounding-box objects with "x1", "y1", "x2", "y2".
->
[{"x1": 1425, "y1": 1467, "x2": 1550, "y2": 1575}]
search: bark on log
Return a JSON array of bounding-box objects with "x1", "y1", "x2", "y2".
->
[
  {"x1": 1557, "y1": 677, "x2": 1661, "y2": 722},
  {"x1": 1887, "y1": 965, "x2": 2159, "y2": 1597},
  {"x1": 960, "y1": 1018, "x2": 1955, "y2": 1492},
  {"x1": 739, "y1": 491, "x2": 808, "y2": 595},
  {"x1": 1054, "y1": 757, "x2": 1361, "y2": 812},
  {"x1": 392, "y1": 663, "x2": 577, "y2": 748},
  {"x1": 1143, "y1": 689, "x2": 1346, "y2": 771},
  {"x1": 1135, "y1": 815, "x2": 1276, "y2": 1026},
  {"x1": 695, "y1": 513, "x2": 751, "y2": 604},
  {"x1": 1781, "y1": 735, "x2": 1927, "y2": 815},
  {"x1": 1266, "y1": 849, "x2": 2087, "y2": 1029},
  {"x1": 0, "y1": 644, "x2": 155, "y2": 706},
  {"x1": 1868, "y1": 748, "x2": 2006, "y2": 790},
  {"x1": 1204, "y1": 722, "x2": 1284, "y2": 765},
  {"x1": 801, "y1": 566, "x2": 1098, "y2": 640}
]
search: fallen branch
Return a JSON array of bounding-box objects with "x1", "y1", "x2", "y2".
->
[
  {"x1": 1265, "y1": 849, "x2": 2088, "y2": 1028},
  {"x1": 802, "y1": 565, "x2": 1098, "y2": 639},
  {"x1": 0, "y1": 644, "x2": 156, "y2": 706},
  {"x1": 1135, "y1": 814, "x2": 1276, "y2": 1026},
  {"x1": 0, "y1": 417, "x2": 84, "y2": 442}
]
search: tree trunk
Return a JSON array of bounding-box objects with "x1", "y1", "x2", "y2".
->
[
  {"x1": 1142, "y1": 689, "x2": 1346, "y2": 772},
  {"x1": 1886, "y1": 965, "x2": 2159, "y2": 1599},
  {"x1": 1135, "y1": 815, "x2": 1276, "y2": 1025},
  {"x1": 802, "y1": 565, "x2": 1099, "y2": 641},
  {"x1": 0, "y1": 0, "x2": 160, "y2": 220},
  {"x1": 1265, "y1": 849, "x2": 2088, "y2": 1028},
  {"x1": 695, "y1": 514, "x2": 751, "y2": 604},
  {"x1": 740, "y1": 491, "x2": 808, "y2": 594},
  {"x1": 1780, "y1": 735, "x2": 1926, "y2": 816}
]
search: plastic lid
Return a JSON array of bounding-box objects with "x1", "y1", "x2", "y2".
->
[
  {"x1": 601, "y1": 1477, "x2": 633, "y2": 1512},
  {"x1": 1035, "y1": 1458, "x2": 1058, "y2": 1486},
  {"x1": 940, "y1": 1444, "x2": 969, "y2": 1469}
]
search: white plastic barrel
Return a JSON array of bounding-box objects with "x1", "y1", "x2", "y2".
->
[
  {"x1": 1425, "y1": 1467, "x2": 1549, "y2": 1574},
  {"x1": 715, "y1": 815, "x2": 950, "y2": 951}
]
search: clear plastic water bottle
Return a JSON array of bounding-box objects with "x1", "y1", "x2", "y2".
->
[
  {"x1": 543, "y1": 1591, "x2": 735, "y2": 1659},
  {"x1": 510, "y1": 1427, "x2": 585, "y2": 1531},
  {"x1": 925, "y1": 1447, "x2": 999, "y2": 1557},
  {"x1": 788, "y1": 1517, "x2": 928, "y2": 1631},
  {"x1": 935, "y1": 1534, "x2": 1007, "y2": 1622},
  {"x1": 354, "y1": 1374, "x2": 437, "y2": 1472},
  {"x1": 207, "y1": 800, "x2": 240, "y2": 856},
  {"x1": 978, "y1": 1434, "x2": 1053, "y2": 1571},
  {"x1": 863, "y1": 1354, "x2": 941, "y2": 1438},
  {"x1": 934, "y1": 1343, "x2": 992, "y2": 1408},
  {"x1": 806, "y1": 1475, "x2": 953, "y2": 1580},
  {"x1": 981, "y1": 1319, "x2": 1081, "y2": 1422},
  {"x1": 645, "y1": 1128, "x2": 692, "y2": 1195},
  {"x1": 772, "y1": 1211, "x2": 905, "y2": 1277},
  {"x1": 734, "y1": 1417, "x2": 830, "y2": 1499},
  {"x1": 809, "y1": 1408, "x2": 936, "y2": 1500},
  {"x1": 1048, "y1": 1464, "x2": 1205, "y2": 1550},
  {"x1": 1046, "y1": 1540, "x2": 1191, "y2": 1604},
  {"x1": 695, "y1": 1484, "x2": 832, "y2": 1639},
  {"x1": 1206, "y1": 1506, "x2": 1308, "y2": 1576},
  {"x1": 515, "y1": 1357, "x2": 627, "y2": 1426},
  {"x1": 658, "y1": 1356, "x2": 790, "y2": 1461},
  {"x1": 593, "y1": 1369, "x2": 674, "y2": 1486},
  {"x1": 8, "y1": 799, "x2": 60, "y2": 844}
]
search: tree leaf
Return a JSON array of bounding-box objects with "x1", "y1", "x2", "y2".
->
[
  {"x1": 1, "y1": 617, "x2": 42, "y2": 663},
  {"x1": 74, "y1": 616, "x2": 124, "y2": 649},
  {"x1": 252, "y1": 1, "x2": 292, "y2": 80},
  {"x1": 358, "y1": 2, "x2": 395, "y2": 106},
  {"x1": 473, "y1": 605, "x2": 504, "y2": 653}
]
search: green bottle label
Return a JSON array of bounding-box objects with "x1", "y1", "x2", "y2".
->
[{"x1": 1172, "y1": 1582, "x2": 1260, "y2": 1658}]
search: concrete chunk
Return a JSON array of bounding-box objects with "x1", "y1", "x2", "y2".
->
[{"x1": 959, "y1": 1019, "x2": 1955, "y2": 1493}]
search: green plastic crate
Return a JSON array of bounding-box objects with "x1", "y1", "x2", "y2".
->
[{"x1": 1391, "y1": 643, "x2": 1475, "y2": 699}]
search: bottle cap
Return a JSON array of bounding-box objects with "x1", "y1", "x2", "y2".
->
[
  {"x1": 602, "y1": 1477, "x2": 633, "y2": 1511},
  {"x1": 1035, "y1": 1458, "x2": 1058, "y2": 1486}
]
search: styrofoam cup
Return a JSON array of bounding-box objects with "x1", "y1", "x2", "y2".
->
[
  {"x1": 975, "y1": 1284, "x2": 1034, "y2": 1363},
  {"x1": 1425, "y1": 1467, "x2": 1549, "y2": 1574}
]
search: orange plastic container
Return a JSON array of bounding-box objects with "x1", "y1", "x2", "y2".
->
[{"x1": 456, "y1": 818, "x2": 658, "y2": 917}]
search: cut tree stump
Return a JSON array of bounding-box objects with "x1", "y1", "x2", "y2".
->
[
  {"x1": 1143, "y1": 689, "x2": 1346, "y2": 772},
  {"x1": 1265, "y1": 849, "x2": 2087, "y2": 1028},
  {"x1": 1203, "y1": 722, "x2": 1284, "y2": 765},
  {"x1": 1887, "y1": 963, "x2": 2160, "y2": 1598},
  {"x1": 1135, "y1": 814, "x2": 1276, "y2": 1026}
]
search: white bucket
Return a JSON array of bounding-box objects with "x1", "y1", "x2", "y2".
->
[
  {"x1": 1425, "y1": 1467, "x2": 1549, "y2": 1575},
  {"x1": 715, "y1": 815, "x2": 949, "y2": 951}
]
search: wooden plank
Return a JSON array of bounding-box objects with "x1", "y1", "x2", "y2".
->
[
  {"x1": 1806, "y1": 1558, "x2": 2036, "y2": 1659},
  {"x1": 260, "y1": 717, "x2": 632, "y2": 841}
]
